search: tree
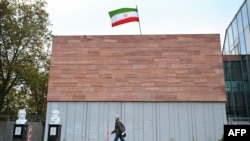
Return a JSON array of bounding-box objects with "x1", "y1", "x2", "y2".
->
[
  {"x1": 24, "y1": 61, "x2": 49, "y2": 116},
  {"x1": 0, "y1": 0, "x2": 51, "y2": 112},
  {"x1": 2, "y1": 61, "x2": 49, "y2": 116}
]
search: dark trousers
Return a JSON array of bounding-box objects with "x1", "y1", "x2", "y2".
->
[{"x1": 114, "y1": 134, "x2": 125, "y2": 141}]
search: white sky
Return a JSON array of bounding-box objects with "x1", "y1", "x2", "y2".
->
[{"x1": 46, "y1": 0, "x2": 244, "y2": 47}]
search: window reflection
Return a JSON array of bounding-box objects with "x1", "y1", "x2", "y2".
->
[
  {"x1": 228, "y1": 26, "x2": 234, "y2": 51},
  {"x1": 237, "y1": 11, "x2": 243, "y2": 34},
  {"x1": 223, "y1": 34, "x2": 230, "y2": 55},
  {"x1": 232, "y1": 19, "x2": 239, "y2": 39},
  {"x1": 224, "y1": 61, "x2": 250, "y2": 118},
  {"x1": 222, "y1": 0, "x2": 250, "y2": 120},
  {"x1": 245, "y1": 26, "x2": 250, "y2": 54},
  {"x1": 242, "y1": 4, "x2": 249, "y2": 29},
  {"x1": 247, "y1": 0, "x2": 250, "y2": 25},
  {"x1": 239, "y1": 33, "x2": 246, "y2": 54}
]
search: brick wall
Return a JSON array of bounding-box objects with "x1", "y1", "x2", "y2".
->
[{"x1": 47, "y1": 34, "x2": 226, "y2": 101}]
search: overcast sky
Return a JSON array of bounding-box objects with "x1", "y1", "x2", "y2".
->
[{"x1": 46, "y1": 0, "x2": 244, "y2": 46}]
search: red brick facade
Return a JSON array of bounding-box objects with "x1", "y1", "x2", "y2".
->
[{"x1": 47, "y1": 34, "x2": 226, "y2": 101}]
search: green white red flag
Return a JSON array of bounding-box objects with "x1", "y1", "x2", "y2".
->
[{"x1": 108, "y1": 7, "x2": 139, "y2": 27}]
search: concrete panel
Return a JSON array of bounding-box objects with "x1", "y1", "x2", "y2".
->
[
  {"x1": 65, "y1": 103, "x2": 76, "y2": 140},
  {"x1": 194, "y1": 103, "x2": 205, "y2": 141},
  {"x1": 178, "y1": 103, "x2": 190, "y2": 141},
  {"x1": 44, "y1": 102, "x2": 226, "y2": 141},
  {"x1": 73, "y1": 103, "x2": 84, "y2": 141},
  {"x1": 143, "y1": 103, "x2": 154, "y2": 141},
  {"x1": 213, "y1": 103, "x2": 227, "y2": 140},
  {"x1": 158, "y1": 103, "x2": 171, "y2": 141}
]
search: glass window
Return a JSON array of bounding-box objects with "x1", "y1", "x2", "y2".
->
[
  {"x1": 242, "y1": 4, "x2": 249, "y2": 29},
  {"x1": 245, "y1": 26, "x2": 250, "y2": 54},
  {"x1": 246, "y1": 94, "x2": 250, "y2": 117},
  {"x1": 235, "y1": 92, "x2": 247, "y2": 117},
  {"x1": 228, "y1": 26, "x2": 234, "y2": 50},
  {"x1": 237, "y1": 11, "x2": 243, "y2": 34},
  {"x1": 239, "y1": 33, "x2": 247, "y2": 54},
  {"x1": 236, "y1": 44, "x2": 240, "y2": 55},
  {"x1": 224, "y1": 62, "x2": 231, "y2": 81},
  {"x1": 223, "y1": 58, "x2": 250, "y2": 118},
  {"x1": 223, "y1": 35, "x2": 230, "y2": 55},
  {"x1": 247, "y1": 0, "x2": 250, "y2": 25},
  {"x1": 230, "y1": 48, "x2": 235, "y2": 55},
  {"x1": 231, "y1": 61, "x2": 242, "y2": 81},
  {"x1": 227, "y1": 91, "x2": 248, "y2": 118},
  {"x1": 226, "y1": 92, "x2": 235, "y2": 117},
  {"x1": 241, "y1": 58, "x2": 248, "y2": 80},
  {"x1": 225, "y1": 81, "x2": 231, "y2": 90},
  {"x1": 234, "y1": 37, "x2": 240, "y2": 55},
  {"x1": 248, "y1": 59, "x2": 250, "y2": 86},
  {"x1": 232, "y1": 19, "x2": 239, "y2": 40}
]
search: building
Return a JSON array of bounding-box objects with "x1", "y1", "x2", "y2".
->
[
  {"x1": 44, "y1": 34, "x2": 226, "y2": 141},
  {"x1": 222, "y1": 0, "x2": 250, "y2": 122}
]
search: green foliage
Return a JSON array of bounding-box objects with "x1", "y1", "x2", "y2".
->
[
  {"x1": 0, "y1": 0, "x2": 51, "y2": 115},
  {"x1": 24, "y1": 65, "x2": 49, "y2": 115}
]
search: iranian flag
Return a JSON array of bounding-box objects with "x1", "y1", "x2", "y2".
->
[{"x1": 109, "y1": 8, "x2": 139, "y2": 27}]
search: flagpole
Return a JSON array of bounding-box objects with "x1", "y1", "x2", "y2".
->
[{"x1": 136, "y1": 5, "x2": 142, "y2": 35}]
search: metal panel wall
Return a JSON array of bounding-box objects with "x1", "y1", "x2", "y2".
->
[{"x1": 44, "y1": 102, "x2": 226, "y2": 141}]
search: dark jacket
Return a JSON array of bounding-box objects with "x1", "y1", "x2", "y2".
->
[{"x1": 112, "y1": 120, "x2": 125, "y2": 135}]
